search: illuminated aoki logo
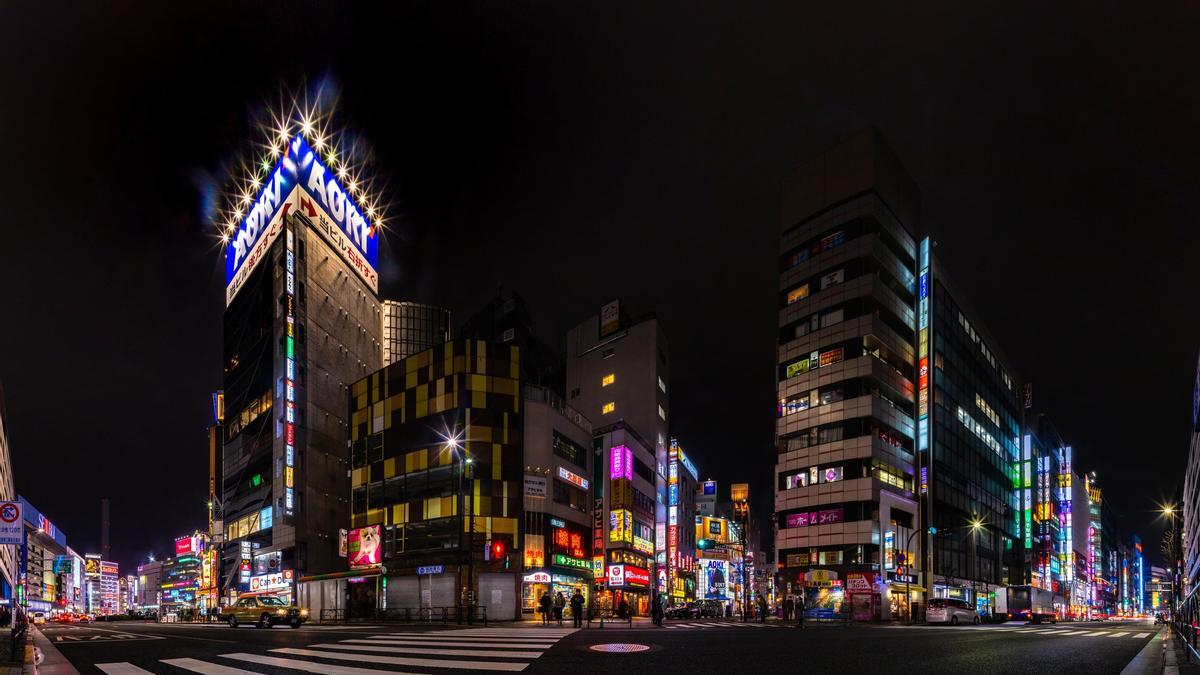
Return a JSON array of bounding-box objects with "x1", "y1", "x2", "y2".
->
[{"x1": 230, "y1": 166, "x2": 286, "y2": 272}]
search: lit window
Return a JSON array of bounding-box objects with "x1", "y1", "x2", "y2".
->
[
  {"x1": 787, "y1": 284, "x2": 810, "y2": 304},
  {"x1": 602, "y1": 373, "x2": 615, "y2": 387},
  {"x1": 658, "y1": 405, "x2": 666, "y2": 421},
  {"x1": 602, "y1": 402, "x2": 615, "y2": 415},
  {"x1": 658, "y1": 376, "x2": 666, "y2": 394}
]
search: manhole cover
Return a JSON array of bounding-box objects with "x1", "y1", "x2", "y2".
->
[{"x1": 589, "y1": 643, "x2": 650, "y2": 653}]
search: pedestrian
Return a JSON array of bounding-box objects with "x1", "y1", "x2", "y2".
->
[
  {"x1": 757, "y1": 594, "x2": 767, "y2": 623},
  {"x1": 617, "y1": 597, "x2": 629, "y2": 621},
  {"x1": 797, "y1": 594, "x2": 805, "y2": 628},
  {"x1": 783, "y1": 595, "x2": 794, "y2": 621},
  {"x1": 554, "y1": 591, "x2": 566, "y2": 626},
  {"x1": 651, "y1": 594, "x2": 664, "y2": 627},
  {"x1": 539, "y1": 591, "x2": 552, "y2": 626},
  {"x1": 570, "y1": 589, "x2": 585, "y2": 628}
]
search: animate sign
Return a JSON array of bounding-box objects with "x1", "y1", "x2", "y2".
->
[{"x1": 225, "y1": 135, "x2": 379, "y2": 305}]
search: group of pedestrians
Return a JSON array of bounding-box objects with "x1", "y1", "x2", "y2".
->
[{"x1": 538, "y1": 589, "x2": 586, "y2": 628}]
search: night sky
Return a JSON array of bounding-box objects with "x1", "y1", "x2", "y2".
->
[{"x1": 3, "y1": 2, "x2": 1198, "y2": 572}]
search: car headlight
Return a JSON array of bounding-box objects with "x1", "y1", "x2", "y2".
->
[
  {"x1": 300, "y1": 609, "x2": 308, "y2": 616},
  {"x1": 276, "y1": 609, "x2": 286, "y2": 615}
]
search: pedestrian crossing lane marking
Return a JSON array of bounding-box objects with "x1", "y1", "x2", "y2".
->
[
  {"x1": 1108, "y1": 632, "x2": 1128, "y2": 637},
  {"x1": 1133, "y1": 632, "x2": 1150, "y2": 638},
  {"x1": 270, "y1": 646, "x2": 529, "y2": 671},
  {"x1": 1079, "y1": 630, "x2": 1108, "y2": 636},
  {"x1": 96, "y1": 665, "x2": 155, "y2": 675},
  {"x1": 312, "y1": 641, "x2": 544, "y2": 658},
  {"x1": 221, "y1": 653, "x2": 426, "y2": 675},
  {"x1": 349, "y1": 637, "x2": 555, "y2": 648},
  {"x1": 162, "y1": 657, "x2": 267, "y2": 674}
]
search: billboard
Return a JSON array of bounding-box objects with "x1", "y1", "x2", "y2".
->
[
  {"x1": 248, "y1": 569, "x2": 293, "y2": 593},
  {"x1": 225, "y1": 135, "x2": 380, "y2": 305},
  {"x1": 347, "y1": 525, "x2": 381, "y2": 567},
  {"x1": 175, "y1": 536, "x2": 195, "y2": 556},
  {"x1": 599, "y1": 300, "x2": 621, "y2": 338}
]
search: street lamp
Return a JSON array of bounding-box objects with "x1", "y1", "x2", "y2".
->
[
  {"x1": 440, "y1": 429, "x2": 474, "y2": 624},
  {"x1": 902, "y1": 526, "x2": 935, "y2": 624}
]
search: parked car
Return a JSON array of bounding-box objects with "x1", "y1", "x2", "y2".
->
[
  {"x1": 664, "y1": 602, "x2": 700, "y2": 619},
  {"x1": 698, "y1": 600, "x2": 724, "y2": 618},
  {"x1": 30, "y1": 612, "x2": 46, "y2": 626},
  {"x1": 220, "y1": 595, "x2": 308, "y2": 628},
  {"x1": 927, "y1": 598, "x2": 980, "y2": 625}
]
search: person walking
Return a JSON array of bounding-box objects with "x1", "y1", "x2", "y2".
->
[
  {"x1": 797, "y1": 593, "x2": 805, "y2": 628},
  {"x1": 783, "y1": 595, "x2": 794, "y2": 621},
  {"x1": 539, "y1": 591, "x2": 552, "y2": 626},
  {"x1": 757, "y1": 594, "x2": 768, "y2": 623},
  {"x1": 651, "y1": 594, "x2": 664, "y2": 627},
  {"x1": 554, "y1": 591, "x2": 566, "y2": 626},
  {"x1": 570, "y1": 589, "x2": 585, "y2": 628}
]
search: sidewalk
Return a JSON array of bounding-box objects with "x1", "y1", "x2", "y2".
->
[{"x1": 1164, "y1": 626, "x2": 1200, "y2": 675}]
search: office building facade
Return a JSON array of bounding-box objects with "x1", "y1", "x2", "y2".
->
[
  {"x1": 345, "y1": 339, "x2": 524, "y2": 620},
  {"x1": 382, "y1": 301, "x2": 450, "y2": 366},
  {"x1": 566, "y1": 305, "x2": 670, "y2": 601},
  {"x1": 519, "y1": 384, "x2": 595, "y2": 616},
  {"x1": 220, "y1": 132, "x2": 382, "y2": 603},
  {"x1": 774, "y1": 130, "x2": 922, "y2": 621}
]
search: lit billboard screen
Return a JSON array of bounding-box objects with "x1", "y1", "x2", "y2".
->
[{"x1": 347, "y1": 525, "x2": 381, "y2": 567}]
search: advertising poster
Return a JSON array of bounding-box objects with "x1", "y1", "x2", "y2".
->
[{"x1": 348, "y1": 524, "x2": 381, "y2": 567}]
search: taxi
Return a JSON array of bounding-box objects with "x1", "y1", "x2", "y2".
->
[{"x1": 219, "y1": 594, "x2": 308, "y2": 628}]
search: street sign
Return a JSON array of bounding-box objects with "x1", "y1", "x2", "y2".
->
[{"x1": 0, "y1": 502, "x2": 21, "y2": 545}]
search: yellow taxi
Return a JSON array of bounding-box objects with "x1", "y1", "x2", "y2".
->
[{"x1": 220, "y1": 594, "x2": 308, "y2": 628}]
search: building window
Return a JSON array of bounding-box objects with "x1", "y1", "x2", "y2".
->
[
  {"x1": 658, "y1": 376, "x2": 667, "y2": 394},
  {"x1": 602, "y1": 373, "x2": 615, "y2": 387},
  {"x1": 602, "y1": 402, "x2": 615, "y2": 415},
  {"x1": 552, "y1": 480, "x2": 589, "y2": 513},
  {"x1": 657, "y1": 405, "x2": 666, "y2": 421},
  {"x1": 787, "y1": 284, "x2": 810, "y2": 304},
  {"x1": 552, "y1": 431, "x2": 587, "y2": 470}
]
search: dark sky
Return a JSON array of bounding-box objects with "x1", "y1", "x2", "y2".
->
[{"x1": 3, "y1": 2, "x2": 1197, "y2": 571}]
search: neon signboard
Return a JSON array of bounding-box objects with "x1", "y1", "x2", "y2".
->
[
  {"x1": 610, "y1": 445, "x2": 632, "y2": 481},
  {"x1": 556, "y1": 466, "x2": 589, "y2": 490},
  {"x1": 225, "y1": 135, "x2": 379, "y2": 305},
  {"x1": 917, "y1": 237, "x2": 931, "y2": 452}
]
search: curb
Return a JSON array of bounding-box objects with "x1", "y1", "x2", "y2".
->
[{"x1": 1119, "y1": 626, "x2": 1165, "y2": 675}]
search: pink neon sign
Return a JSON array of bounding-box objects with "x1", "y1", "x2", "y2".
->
[{"x1": 610, "y1": 445, "x2": 632, "y2": 480}]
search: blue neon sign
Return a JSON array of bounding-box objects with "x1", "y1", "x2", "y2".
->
[{"x1": 225, "y1": 135, "x2": 379, "y2": 299}]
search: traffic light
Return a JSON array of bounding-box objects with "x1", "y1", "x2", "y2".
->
[
  {"x1": 491, "y1": 540, "x2": 506, "y2": 561},
  {"x1": 896, "y1": 553, "x2": 906, "y2": 566}
]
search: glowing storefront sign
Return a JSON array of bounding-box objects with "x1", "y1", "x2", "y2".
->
[
  {"x1": 556, "y1": 466, "x2": 589, "y2": 490},
  {"x1": 347, "y1": 525, "x2": 381, "y2": 567},
  {"x1": 609, "y1": 510, "x2": 632, "y2": 543},
  {"x1": 552, "y1": 554, "x2": 591, "y2": 570},
  {"x1": 608, "y1": 564, "x2": 649, "y2": 587}
]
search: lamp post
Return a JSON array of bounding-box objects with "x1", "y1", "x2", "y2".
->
[
  {"x1": 1163, "y1": 506, "x2": 1178, "y2": 625},
  {"x1": 903, "y1": 526, "x2": 935, "y2": 624},
  {"x1": 443, "y1": 433, "x2": 473, "y2": 624}
]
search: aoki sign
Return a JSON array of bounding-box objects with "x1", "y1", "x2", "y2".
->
[{"x1": 225, "y1": 135, "x2": 379, "y2": 305}]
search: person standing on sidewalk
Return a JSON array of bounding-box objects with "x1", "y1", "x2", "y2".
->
[
  {"x1": 570, "y1": 590, "x2": 585, "y2": 628},
  {"x1": 554, "y1": 591, "x2": 566, "y2": 626},
  {"x1": 651, "y1": 594, "x2": 665, "y2": 627},
  {"x1": 757, "y1": 594, "x2": 768, "y2": 623},
  {"x1": 797, "y1": 594, "x2": 805, "y2": 628},
  {"x1": 539, "y1": 591, "x2": 552, "y2": 626}
]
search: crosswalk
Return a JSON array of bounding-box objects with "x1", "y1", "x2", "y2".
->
[
  {"x1": 664, "y1": 620, "x2": 781, "y2": 629},
  {"x1": 890, "y1": 624, "x2": 1153, "y2": 640},
  {"x1": 95, "y1": 627, "x2": 577, "y2": 674}
]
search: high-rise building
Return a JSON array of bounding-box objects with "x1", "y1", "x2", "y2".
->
[
  {"x1": 18, "y1": 499, "x2": 82, "y2": 613},
  {"x1": 0, "y1": 386, "x2": 16, "y2": 603},
  {"x1": 340, "y1": 339, "x2": 524, "y2": 620},
  {"x1": 774, "y1": 130, "x2": 1030, "y2": 621},
  {"x1": 666, "y1": 439, "x2": 699, "y2": 604},
  {"x1": 220, "y1": 131, "x2": 382, "y2": 604},
  {"x1": 774, "y1": 130, "x2": 922, "y2": 621},
  {"x1": 136, "y1": 559, "x2": 164, "y2": 610},
  {"x1": 1181, "y1": 353, "x2": 1200, "y2": 623},
  {"x1": 382, "y1": 301, "x2": 450, "y2": 366},
  {"x1": 566, "y1": 304, "x2": 670, "y2": 601},
  {"x1": 518, "y1": 384, "x2": 595, "y2": 617},
  {"x1": 1024, "y1": 414, "x2": 1067, "y2": 598},
  {"x1": 593, "y1": 421, "x2": 657, "y2": 615}
]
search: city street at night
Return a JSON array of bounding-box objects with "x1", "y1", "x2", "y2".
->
[
  {"x1": 5, "y1": 2, "x2": 1200, "y2": 674},
  {"x1": 33, "y1": 619, "x2": 1163, "y2": 674}
]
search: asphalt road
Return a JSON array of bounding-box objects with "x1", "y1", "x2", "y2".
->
[{"x1": 35, "y1": 618, "x2": 1160, "y2": 674}]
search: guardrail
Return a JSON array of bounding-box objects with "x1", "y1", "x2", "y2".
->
[
  {"x1": 1173, "y1": 620, "x2": 1200, "y2": 662},
  {"x1": 585, "y1": 609, "x2": 632, "y2": 628},
  {"x1": 320, "y1": 606, "x2": 488, "y2": 626}
]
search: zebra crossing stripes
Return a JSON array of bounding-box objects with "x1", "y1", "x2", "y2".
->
[
  {"x1": 665, "y1": 620, "x2": 780, "y2": 629},
  {"x1": 94, "y1": 627, "x2": 578, "y2": 674}
]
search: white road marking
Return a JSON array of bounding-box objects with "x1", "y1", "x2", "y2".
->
[
  {"x1": 271, "y1": 646, "x2": 530, "y2": 671},
  {"x1": 96, "y1": 665, "x2": 155, "y2": 675},
  {"x1": 360, "y1": 635, "x2": 554, "y2": 643},
  {"x1": 346, "y1": 638, "x2": 554, "y2": 648},
  {"x1": 1079, "y1": 630, "x2": 1109, "y2": 636},
  {"x1": 221, "y1": 652, "x2": 424, "y2": 675},
  {"x1": 1133, "y1": 632, "x2": 1150, "y2": 638},
  {"x1": 1108, "y1": 632, "x2": 1128, "y2": 637},
  {"x1": 162, "y1": 657, "x2": 266, "y2": 674},
  {"x1": 311, "y1": 642, "x2": 543, "y2": 658}
]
